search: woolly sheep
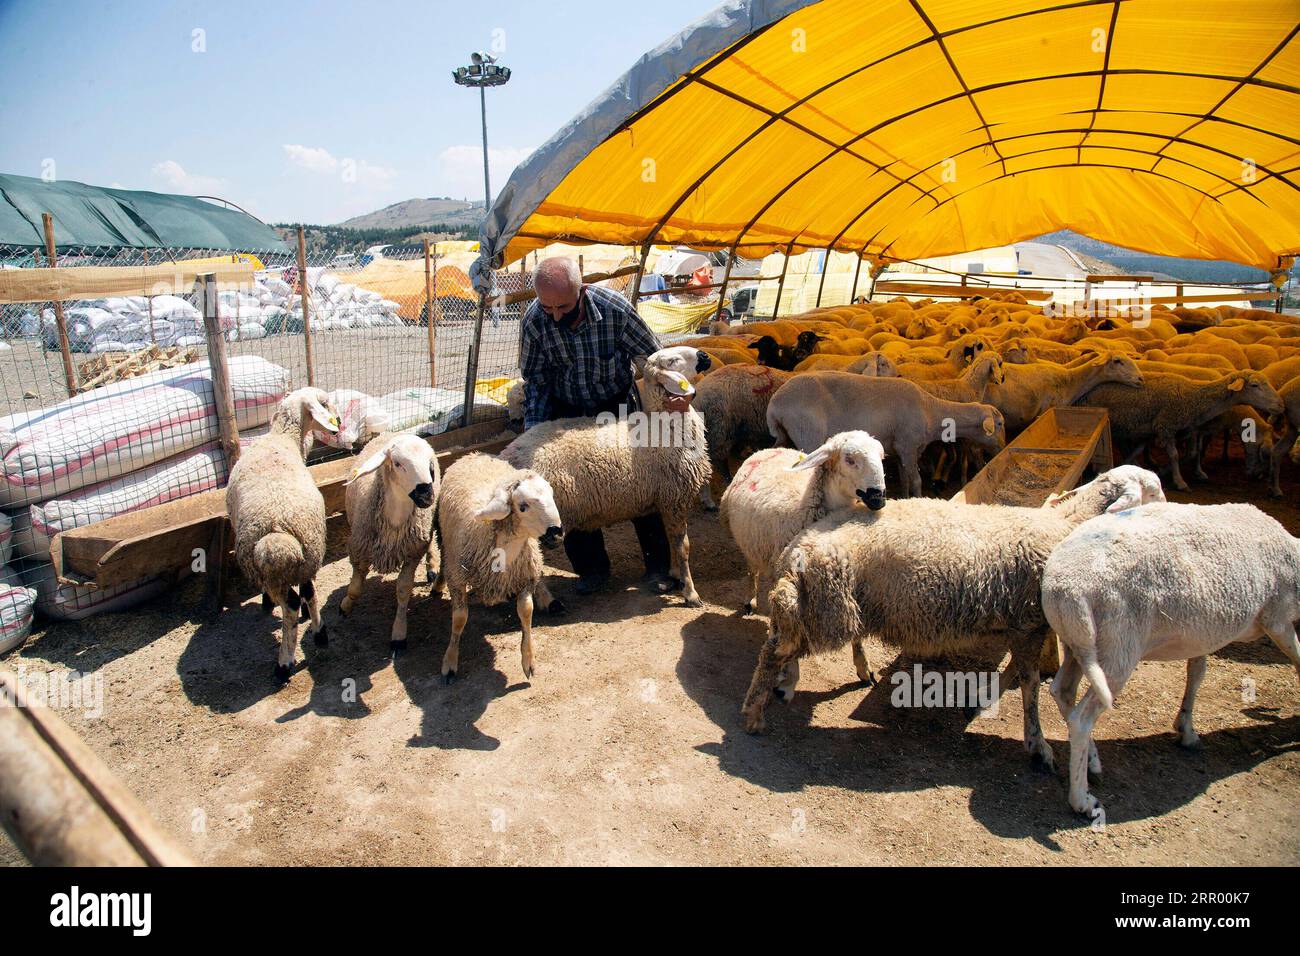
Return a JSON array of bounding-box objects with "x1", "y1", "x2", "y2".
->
[
  {"x1": 766, "y1": 373, "x2": 1004, "y2": 498},
  {"x1": 740, "y1": 466, "x2": 1167, "y2": 775},
  {"x1": 226, "y1": 387, "x2": 341, "y2": 684},
  {"x1": 502, "y1": 346, "x2": 712, "y2": 605},
  {"x1": 340, "y1": 433, "x2": 440, "y2": 653},
  {"x1": 986, "y1": 354, "x2": 1144, "y2": 434},
  {"x1": 1042, "y1": 502, "x2": 1300, "y2": 818},
  {"x1": 694, "y1": 364, "x2": 793, "y2": 510},
  {"x1": 435, "y1": 453, "x2": 562, "y2": 683}
]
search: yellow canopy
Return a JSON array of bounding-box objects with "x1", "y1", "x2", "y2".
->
[{"x1": 480, "y1": 0, "x2": 1300, "y2": 273}]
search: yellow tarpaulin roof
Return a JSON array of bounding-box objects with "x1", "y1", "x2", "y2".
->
[{"x1": 479, "y1": 0, "x2": 1300, "y2": 273}]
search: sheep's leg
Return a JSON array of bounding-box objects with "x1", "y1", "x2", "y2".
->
[
  {"x1": 424, "y1": 541, "x2": 440, "y2": 585},
  {"x1": 851, "y1": 637, "x2": 875, "y2": 686},
  {"x1": 742, "y1": 627, "x2": 799, "y2": 732},
  {"x1": 273, "y1": 586, "x2": 300, "y2": 685},
  {"x1": 441, "y1": 585, "x2": 468, "y2": 684},
  {"x1": 666, "y1": 521, "x2": 701, "y2": 608},
  {"x1": 1174, "y1": 656, "x2": 1208, "y2": 749},
  {"x1": 742, "y1": 568, "x2": 764, "y2": 614},
  {"x1": 1067, "y1": 688, "x2": 1108, "y2": 820},
  {"x1": 1268, "y1": 423, "x2": 1296, "y2": 498},
  {"x1": 1260, "y1": 617, "x2": 1300, "y2": 682},
  {"x1": 1161, "y1": 432, "x2": 1189, "y2": 491},
  {"x1": 533, "y1": 578, "x2": 565, "y2": 615},
  {"x1": 1191, "y1": 432, "x2": 1210, "y2": 482},
  {"x1": 1050, "y1": 647, "x2": 1101, "y2": 781},
  {"x1": 1008, "y1": 629, "x2": 1054, "y2": 772},
  {"x1": 389, "y1": 559, "x2": 418, "y2": 654},
  {"x1": 517, "y1": 589, "x2": 535, "y2": 679},
  {"x1": 340, "y1": 560, "x2": 369, "y2": 616},
  {"x1": 302, "y1": 578, "x2": 327, "y2": 647}
]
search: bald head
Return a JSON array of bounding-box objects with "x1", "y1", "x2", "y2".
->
[{"x1": 534, "y1": 257, "x2": 583, "y2": 322}]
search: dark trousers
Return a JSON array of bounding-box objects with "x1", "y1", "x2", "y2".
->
[{"x1": 549, "y1": 391, "x2": 673, "y2": 580}]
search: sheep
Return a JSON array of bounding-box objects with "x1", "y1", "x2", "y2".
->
[
  {"x1": 916, "y1": 353, "x2": 1006, "y2": 486},
  {"x1": 435, "y1": 453, "x2": 563, "y2": 683},
  {"x1": 1042, "y1": 501, "x2": 1300, "y2": 819},
  {"x1": 1267, "y1": 376, "x2": 1300, "y2": 497},
  {"x1": 748, "y1": 332, "x2": 823, "y2": 371},
  {"x1": 1078, "y1": 371, "x2": 1283, "y2": 490},
  {"x1": 694, "y1": 364, "x2": 793, "y2": 509},
  {"x1": 766, "y1": 372, "x2": 1005, "y2": 498},
  {"x1": 501, "y1": 345, "x2": 712, "y2": 605},
  {"x1": 986, "y1": 353, "x2": 1144, "y2": 434},
  {"x1": 740, "y1": 466, "x2": 1167, "y2": 773},
  {"x1": 225, "y1": 387, "x2": 341, "y2": 684},
  {"x1": 338, "y1": 433, "x2": 440, "y2": 654},
  {"x1": 844, "y1": 352, "x2": 900, "y2": 377}
]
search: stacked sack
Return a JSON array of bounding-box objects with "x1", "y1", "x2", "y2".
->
[
  {"x1": 0, "y1": 356, "x2": 289, "y2": 637},
  {"x1": 0, "y1": 511, "x2": 37, "y2": 653}
]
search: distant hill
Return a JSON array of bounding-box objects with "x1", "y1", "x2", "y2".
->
[
  {"x1": 270, "y1": 220, "x2": 477, "y2": 257},
  {"x1": 1032, "y1": 229, "x2": 1289, "y2": 284},
  {"x1": 336, "y1": 197, "x2": 485, "y2": 230}
]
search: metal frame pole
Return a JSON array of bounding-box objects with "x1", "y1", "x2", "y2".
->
[
  {"x1": 462, "y1": 291, "x2": 488, "y2": 429},
  {"x1": 772, "y1": 241, "x2": 795, "y2": 318},
  {"x1": 849, "y1": 252, "x2": 864, "y2": 304},
  {"x1": 712, "y1": 244, "x2": 737, "y2": 323},
  {"x1": 814, "y1": 244, "x2": 833, "y2": 308},
  {"x1": 629, "y1": 242, "x2": 651, "y2": 308}
]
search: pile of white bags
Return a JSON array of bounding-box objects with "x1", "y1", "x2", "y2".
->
[
  {"x1": 0, "y1": 565, "x2": 37, "y2": 654},
  {"x1": 39, "y1": 270, "x2": 404, "y2": 352},
  {"x1": 0, "y1": 355, "x2": 287, "y2": 507}
]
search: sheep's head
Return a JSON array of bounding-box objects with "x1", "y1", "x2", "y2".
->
[
  {"x1": 853, "y1": 352, "x2": 899, "y2": 378},
  {"x1": 903, "y1": 315, "x2": 936, "y2": 340},
  {"x1": 747, "y1": 335, "x2": 783, "y2": 366},
  {"x1": 349, "y1": 434, "x2": 437, "y2": 509},
  {"x1": 279, "y1": 387, "x2": 341, "y2": 458},
  {"x1": 1061, "y1": 317, "x2": 1090, "y2": 343},
  {"x1": 1230, "y1": 372, "x2": 1285, "y2": 417},
  {"x1": 475, "y1": 471, "x2": 562, "y2": 546},
  {"x1": 999, "y1": 339, "x2": 1031, "y2": 364},
  {"x1": 791, "y1": 430, "x2": 887, "y2": 511},
  {"x1": 1096, "y1": 354, "x2": 1143, "y2": 388},
  {"x1": 1047, "y1": 465, "x2": 1165, "y2": 515},
  {"x1": 970, "y1": 352, "x2": 1005, "y2": 385},
  {"x1": 969, "y1": 405, "x2": 1006, "y2": 453},
  {"x1": 640, "y1": 346, "x2": 710, "y2": 409},
  {"x1": 793, "y1": 331, "x2": 826, "y2": 356},
  {"x1": 949, "y1": 334, "x2": 990, "y2": 368}
]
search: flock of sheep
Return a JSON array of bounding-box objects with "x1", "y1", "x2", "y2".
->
[{"x1": 221, "y1": 291, "x2": 1300, "y2": 820}]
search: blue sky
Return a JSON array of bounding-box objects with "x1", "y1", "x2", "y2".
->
[{"x1": 0, "y1": 0, "x2": 716, "y2": 224}]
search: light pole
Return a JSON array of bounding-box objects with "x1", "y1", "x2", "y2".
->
[{"x1": 452, "y1": 52, "x2": 511, "y2": 218}]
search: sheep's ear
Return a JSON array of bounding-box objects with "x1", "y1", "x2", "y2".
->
[
  {"x1": 475, "y1": 486, "x2": 513, "y2": 522},
  {"x1": 347, "y1": 449, "x2": 389, "y2": 484},
  {"x1": 1228, "y1": 376, "x2": 1245, "y2": 392},
  {"x1": 981, "y1": 416, "x2": 997, "y2": 436},
  {"x1": 656, "y1": 368, "x2": 695, "y2": 396},
  {"x1": 1105, "y1": 484, "x2": 1143, "y2": 513},
  {"x1": 632, "y1": 354, "x2": 649, "y2": 377},
  {"x1": 790, "y1": 445, "x2": 833, "y2": 471},
  {"x1": 308, "y1": 400, "x2": 340, "y2": 434}
]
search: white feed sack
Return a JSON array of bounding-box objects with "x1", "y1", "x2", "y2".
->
[
  {"x1": 0, "y1": 509, "x2": 11, "y2": 567},
  {"x1": 0, "y1": 355, "x2": 288, "y2": 507},
  {"x1": 0, "y1": 565, "x2": 37, "y2": 655},
  {"x1": 19, "y1": 561, "x2": 170, "y2": 623}
]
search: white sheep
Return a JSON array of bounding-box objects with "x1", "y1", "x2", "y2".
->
[
  {"x1": 766, "y1": 372, "x2": 1005, "y2": 498},
  {"x1": 226, "y1": 387, "x2": 341, "y2": 684},
  {"x1": 435, "y1": 453, "x2": 563, "y2": 683},
  {"x1": 339, "y1": 433, "x2": 440, "y2": 653},
  {"x1": 721, "y1": 431, "x2": 887, "y2": 700},
  {"x1": 741, "y1": 466, "x2": 1166, "y2": 777},
  {"x1": 1042, "y1": 501, "x2": 1300, "y2": 819},
  {"x1": 694, "y1": 364, "x2": 793, "y2": 510},
  {"x1": 501, "y1": 345, "x2": 712, "y2": 605}
]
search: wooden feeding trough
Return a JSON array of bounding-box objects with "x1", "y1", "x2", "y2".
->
[{"x1": 952, "y1": 406, "x2": 1112, "y2": 507}]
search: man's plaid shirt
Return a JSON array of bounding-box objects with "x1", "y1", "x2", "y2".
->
[{"x1": 520, "y1": 284, "x2": 662, "y2": 428}]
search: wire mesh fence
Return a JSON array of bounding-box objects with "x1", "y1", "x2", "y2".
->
[{"x1": 0, "y1": 240, "x2": 535, "y2": 637}]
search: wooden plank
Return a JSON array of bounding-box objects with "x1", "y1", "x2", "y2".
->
[
  {"x1": 51, "y1": 417, "x2": 515, "y2": 589},
  {"x1": 0, "y1": 260, "x2": 255, "y2": 304},
  {"x1": 0, "y1": 670, "x2": 192, "y2": 866},
  {"x1": 297, "y1": 227, "x2": 316, "y2": 387},
  {"x1": 41, "y1": 214, "x2": 79, "y2": 397},
  {"x1": 1086, "y1": 274, "x2": 1154, "y2": 282},
  {"x1": 874, "y1": 281, "x2": 1053, "y2": 302},
  {"x1": 1146, "y1": 290, "x2": 1277, "y2": 305},
  {"x1": 200, "y1": 275, "x2": 242, "y2": 472}
]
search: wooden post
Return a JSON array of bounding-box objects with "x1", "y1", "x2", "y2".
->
[
  {"x1": 713, "y1": 246, "x2": 736, "y2": 323},
  {"x1": 773, "y1": 241, "x2": 795, "y2": 319},
  {"x1": 296, "y1": 226, "x2": 315, "y2": 386},
  {"x1": 849, "y1": 253, "x2": 864, "y2": 304},
  {"x1": 200, "y1": 274, "x2": 241, "y2": 471},
  {"x1": 0, "y1": 670, "x2": 193, "y2": 866},
  {"x1": 815, "y1": 245, "x2": 833, "y2": 308},
  {"x1": 629, "y1": 242, "x2": 651, "y2": 308},
  {"x1": 462, "y1": 291, "x2": 488, "y2": 429},
  {"x1": 41, "y1": 213, "x2": 78, "y2": 397},
  {"x1": 423, "y1": 239, "x2": 437, "y2": 387},
  {"x1": 143, "y1": 248, "x2": 157, "y2": 345}
]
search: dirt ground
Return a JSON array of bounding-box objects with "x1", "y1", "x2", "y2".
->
[{"x1": 2, "y1": 445, "x2": 1298, "y2": 867}]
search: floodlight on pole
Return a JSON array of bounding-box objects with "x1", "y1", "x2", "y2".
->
[{"x1": 452, "y1": 52, "x2": 511, "y2": 220}]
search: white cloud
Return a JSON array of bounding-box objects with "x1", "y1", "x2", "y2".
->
[
  {"x1": 282, "y1": 144, "x2": 397, "y2": 187},
  {"x1": 151, "y1": 160, "x2": 225, "y2": 195},
  {"x1": 437, "y1": 145, "x2": 533, "y2": 201}
]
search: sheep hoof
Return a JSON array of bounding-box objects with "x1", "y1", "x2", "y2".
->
[
  {"x1": 546, "y1": 598, "x2": 567, "y2": 616},
  {"x1": 273, "y1": 663, "x2": 292, "y2": 685},
  {"x1": 1177, "y1": 735, "x2": 1203, "y2": 751},
  {"x1": 442, "y1": 669, "x2": 457, "y2": 685},
  {"x1": 390, "y1": 639, "x2": 408, "y2": 657},
  {"x1": 740, "y1": 600, "x2": 756, "y2": 615},
  {"x1": 773, "y1": 685, "x2": 792, "y2": 703},
  {"x1": 313, "y1": 625, "x2": 329, "y2": 647},
  {"x1": 1030, "y1": 750, "x2": 1056, "y2": 774},
  {"x1": 260, "y1": 593, "x2": 274, "y2": 615},
  {"x1": 682, "y1": 595, "x2": 704, "y2": 608}
]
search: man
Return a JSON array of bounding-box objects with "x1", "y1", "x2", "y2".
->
[{"x1": 520, "y1": 256, "x2": 671, "y2": 595}]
